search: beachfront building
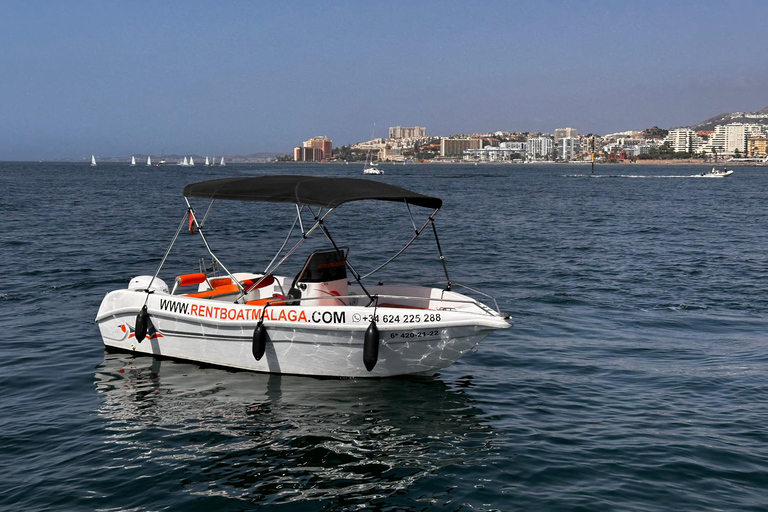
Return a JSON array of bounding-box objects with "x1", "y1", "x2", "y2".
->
[
  {"x1": 303, "y1": 136, "x2": 333, "y2": 160},
  {"x1": 557, "y1": 137, "x2": 582, "y2": 161},
  {"x1": 294, "y1": 147, "x2": 324, "y2": 162},
  {"x1": 602, "y1": 138, "x2": 656, "y2": 158},
  {"x1": 748, "y1": 136, "x2": 768, "y2": 157},
  {"x1": 380, "y1": 145, "x2": 405, "y2": 162},
  {"x1": 464, "y1": 146, "x2": 525, "y2": 162},
  {"x1": 440, "y1": 138, "x2": 482, "y2": 157},
  {"x1": 663, "y1": 128, "x2": 704, "y2": 153},
  {"x1": 526, "y1": 136, "x2": 554, "y2": 160},
  {"x1": 702, "y1": 124, "x2": 766, "y2": 156},
  {"x1": 389, "y1": 126, "x2": 426, "y2": 139}
]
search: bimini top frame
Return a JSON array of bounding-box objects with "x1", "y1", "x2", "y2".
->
[{"x1": 149, "y1": 176, "x2": 451, "y2": 304}]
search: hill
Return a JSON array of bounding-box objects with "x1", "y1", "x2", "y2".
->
[{"x1": 688, "y1": 105, "x2": 768, "y2": 131}]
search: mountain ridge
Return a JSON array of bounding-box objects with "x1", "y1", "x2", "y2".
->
[{"x1": 688, "y1": 105, "x2": 768, "y2": 131}]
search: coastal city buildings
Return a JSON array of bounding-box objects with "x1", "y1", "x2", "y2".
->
[
  {"x1": 290, "y1": 114, "x2": 768, "y2": 164},
  {"x1": 294, "y1": 136, "x2": 332, "y2": 162},
  {"x1": 705, "y1": 124, "x2": 766, "y2": 155}
]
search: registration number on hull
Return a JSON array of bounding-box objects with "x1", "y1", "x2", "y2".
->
[{"x1": 388, "y1": 330, "x2": 440, "y2": 339}]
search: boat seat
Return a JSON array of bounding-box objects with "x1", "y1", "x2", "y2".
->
[
  {"x1": 185, "y1": 275, "x2": 275, "y2": 299},
  {"x1": 287, "y1": 247, "x2": 348, "y2": 306}
]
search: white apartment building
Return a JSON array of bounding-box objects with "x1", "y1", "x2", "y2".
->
[
  {"x1": 663, "y1": 128, "x2": 704, "y2": 153},
  {"x1": 702, "y1": 123, "x2": 766, "y2": 155},
  {"x1": 557, "y1": 137, "x2": 582, "y2": 160},
  {"x1": 526, "y1": 136, "x2": 554, "y2": 160},
  {"x1": 464, "y1": 146, "x2": 525, "y2": 162},
  {"x1": 500, "y1": 141, "x2": 527, "y2": 152}
]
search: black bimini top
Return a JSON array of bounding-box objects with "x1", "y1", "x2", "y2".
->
[{"x1": 183, "y1": 175, "x2": 442, "y2": 209}]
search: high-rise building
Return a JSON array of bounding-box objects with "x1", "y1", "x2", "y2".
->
[
  {"x1": 294, "y1": 147, "x2": 324, "y2": 162},
  {"x1": 303, "y1": 136, "x2": 333, "y2": 160},
  {"x1": 554, "y1": 127, "x2": 578, "y2": 142},
  {"x1": 389, "y1": 126, "x2": 427, "y2": 139},
  {"x1": 664, "y1": 128, "x2": 704, "y2": 153},
  {"x1": 557, "y1": 137, "x2": 582, "y2": 161},
  {"x1": 440, "y1": 138, "x2": 482, "y2": 157},
  {"x1": 702, "y1": 124, "x2": 766, "y2": 155},
  {"x1": 526, "y1": 136, "x2": 554, "y2": 159}
]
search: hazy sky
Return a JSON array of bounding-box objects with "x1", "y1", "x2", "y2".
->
[{"x1": 2, "y1": 0, "x2": 768, "y2": 160}]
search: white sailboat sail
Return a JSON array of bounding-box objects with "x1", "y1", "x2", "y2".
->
[
  {"x1": 189, "y1": 157, "x2": 194, "y2": 166},
  {"x1": 91, "y1": 155, "x2": 97, "y2": 166},
  {"x1": 205, "y1": 156, "x2": 210, "y2": 166},
  {"x1": 131, "y1": 156, "x2": 136, "y2": 166},
  {"x1": 147, "y1": 156, "x2": 152, "y2": 166},
  {"x1": 219, "y1": 157, "x2": 225, "y2": 166}
]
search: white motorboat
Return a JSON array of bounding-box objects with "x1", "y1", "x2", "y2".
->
[
  {"x1": 95, "y1": 176, "x2": 511, "y2": 378},
  {"x1": 697, "y1": 167, "x2": 734, "y2": 178}
]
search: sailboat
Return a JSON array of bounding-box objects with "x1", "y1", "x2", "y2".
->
[
  {"x1": 91, "y1": 155, "x2": 97, "y2": 167},
  {"x1": 130, "y1": 156, "x2": 136, "y2": 166},
  {"x1": 205, "y1": 156, "x2": 210, "y2": 166},
  {"x1": 189, "y1": 157, "x2": 195, "y2": 166},
  {"x1": 147, "y1": 156, "x2": 152, "y2": 166},
  {"x1": 179, "y1": 157, "x2": 188, "y2": 166},
  {"x1": 219, "y1": 157, "x2": 225, "y2": 166},
  {"x1": 362, "y1": 124, "x2": 383, "y2": 175}
]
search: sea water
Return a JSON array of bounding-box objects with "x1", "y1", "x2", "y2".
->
[{"x1": 1, "y1": 162, "x2": 767, "y2": 511}]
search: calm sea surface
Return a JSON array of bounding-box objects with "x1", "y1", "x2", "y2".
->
[{"x1": 1, "y1": 161, "x2": 767, "y2": 511}]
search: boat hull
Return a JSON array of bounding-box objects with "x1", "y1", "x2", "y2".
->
[{"x1": 96, "y1": 289, "x2": 510, "y2": 378}]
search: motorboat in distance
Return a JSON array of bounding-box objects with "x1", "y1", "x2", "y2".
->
[
  {"x1": 95, "y1": 175, "x2": 511, "y2": 378},
  {"x1": 697, "y1": 167, "x2": 734, "y2": 178}
]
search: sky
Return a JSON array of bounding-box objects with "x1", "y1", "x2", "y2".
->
[{"x1": 2, "y1": 0, "x2": 768, "y2": 160}]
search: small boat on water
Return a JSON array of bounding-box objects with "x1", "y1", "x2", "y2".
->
[
  {"x1": 363, "y1": 163, "x2": 384, "y2": 175},
  {"x1": 130, "y1": 156, "x2": 136, "y2": 166},
  {"x1": 146, "y1": 156, "x2": 152, "y2": 166},
  {"x1": 95, "y1": 175, "x2": 511, "y2": 378},
  {"x1": 697, "y1": 167, "x2": 734, "y2": 178},
  {"x1": 90, "y1": 155, "x2": 97, "y2": 167},
  {"x1": 362, "y1": 124, "x2": 384, "y2": 175}
]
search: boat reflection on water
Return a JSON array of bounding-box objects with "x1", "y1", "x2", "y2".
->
[{"x1": 94, "y1": 350, "x2": 494, "y2": 506}]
